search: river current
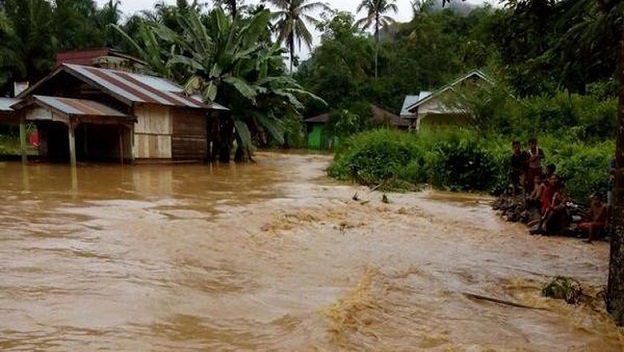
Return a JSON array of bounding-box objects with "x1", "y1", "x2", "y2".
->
[{"x1": 0, "y1": 153, "x2": 622, "y2": 351}]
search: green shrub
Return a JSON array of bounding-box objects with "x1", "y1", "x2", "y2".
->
[
  {"x1": 424, "y1": 136, "x2": 497, "y2": 191},
  {"x1": 538, "y1": 137, "x2": 613, "y2": 201},
  {"x1": 328, "y1": 129, "x2": 419, "y2": 186},
  {"x1": 328, "y1": 128, "x2": 614, "y2": 200}
]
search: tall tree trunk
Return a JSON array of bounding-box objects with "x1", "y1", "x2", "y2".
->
[
  {"x1": 219, "y1": 115, "x2": 234, "y2": 163},
  {"x1": 289, "y1": 32, "x2": 295, "y2": 72},
  {"x1": 607, "y1": 28, "x2": 624, "y2": 325},
  {"x1": 375, "y1": 13, "x2": 380, "y2": 79}
]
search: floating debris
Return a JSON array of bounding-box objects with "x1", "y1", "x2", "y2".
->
[{"x1": 542, "y1": 276, "x2": 583, "y2": 304}]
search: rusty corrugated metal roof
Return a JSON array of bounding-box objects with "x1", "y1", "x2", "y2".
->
[
  {"x1": 0, "y1": 98, "x2": 19, "y2": 112},
  {"x1": 64, "y1": 64, "x2": 228, "y2": 110},
  {"x1": 32, "y1": 95, "x2": 130, "y2": 117}
]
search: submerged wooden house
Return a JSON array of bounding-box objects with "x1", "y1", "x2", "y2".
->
[{"x1": 8, "y1": 63, "x2": 227, "y2": 164}]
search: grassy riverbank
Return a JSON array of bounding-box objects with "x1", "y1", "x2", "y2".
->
[{"x1": 328, "y1": 128, "x2": 613, "y2": 201}]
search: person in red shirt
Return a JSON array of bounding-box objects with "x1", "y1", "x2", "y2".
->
[
  {"x1": 531, "y1": 175, "x2": 569, "y2": 235},
  {"x1": 29, "y1": 130, "x2": 39, "y2": 147}
]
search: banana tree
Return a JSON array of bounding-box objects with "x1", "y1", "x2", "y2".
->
[{"x1": 119, "y1": 6, "x2": 324, "y2": 162}]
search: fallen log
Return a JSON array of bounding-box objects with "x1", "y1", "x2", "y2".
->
[{"x1": 463, "y1": 292, "x2": 547, "y2": 310}]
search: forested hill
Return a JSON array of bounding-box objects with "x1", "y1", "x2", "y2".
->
[{"x1": 295, "y1": 1, "x2": 616, "y2": 117}]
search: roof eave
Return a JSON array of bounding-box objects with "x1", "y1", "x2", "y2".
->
[{"x1": 16, "y1": 66, "x2": 65, "y2": 99}]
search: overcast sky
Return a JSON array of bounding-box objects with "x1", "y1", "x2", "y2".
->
[
  {"x1": 96, "y1": 0, "x2": 490, "y2": 21},
  {"x1": 94, "y1": 0, "x2": 491, "y2": 57}
]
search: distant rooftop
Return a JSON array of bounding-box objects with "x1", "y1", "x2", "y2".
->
[{"x1": 0, "y1": 98, "x2": 19, "y2": 112}]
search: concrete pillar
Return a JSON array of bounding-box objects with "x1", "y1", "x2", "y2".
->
[
  {"x1": 68, "y1": 121, "x2": 77, "y2": 168},
  {"x1": 19, "y1": 116, "x2": 27, "y2": 164}
]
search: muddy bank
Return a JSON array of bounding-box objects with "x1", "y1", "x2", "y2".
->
[{"x1": 0, "y1": 153, "x2": 622, "y2": 351}]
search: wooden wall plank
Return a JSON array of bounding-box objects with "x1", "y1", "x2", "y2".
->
[{"x1": 171, "y1": 109, "x2": 208, "y2": 160}]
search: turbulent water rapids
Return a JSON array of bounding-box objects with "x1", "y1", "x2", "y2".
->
[{"x1": 0, "y1": 152, "x2": 622, "y2": 351}]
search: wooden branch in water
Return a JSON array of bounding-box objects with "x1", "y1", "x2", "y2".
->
[
  {"x1": 369, "y1": 183, "x2": 384, "y2": 192},
  {"x1": 463, "y1": 292, "x2": 547, "y2": 310}
]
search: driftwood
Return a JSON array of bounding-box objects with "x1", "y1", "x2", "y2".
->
[{"x1": 463, "y1": 292, "x2": 547, "y2": 310}]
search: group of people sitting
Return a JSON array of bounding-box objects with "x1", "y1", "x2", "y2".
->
[{"x1": 510, "y1": 138, "x2": 609, "y2": 243}]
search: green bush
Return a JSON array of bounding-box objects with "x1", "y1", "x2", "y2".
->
[
  {"x1": 537, "y1": 136, "x2": 613, "y2": 201},
  {"x1": 328, "y1": 128, "x2": 614, "y2": 200},
  {"x1": 328, "y1": 129, "x2": 419, "y2": 186},
  {"x1": 424, "y1": 135, "x2": 497, "y2": 191}
]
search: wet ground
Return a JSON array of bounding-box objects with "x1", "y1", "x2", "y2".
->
[{"x1": 0, "y1": 153, "x2": 622, "y2": 351}]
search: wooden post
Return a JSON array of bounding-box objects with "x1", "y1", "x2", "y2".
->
[
  {"x1": 129, "y1": 124, "x2": 135, "y2": 163},
  {"x1": 19, "y1": 115, "x2": 27, "y2": 164},
  {"x1": 119, "y1": 125, "x2": 124, "y2": 165},
  {"x1": 68, "y1": 121, "x2": 77, "y2": 168},
  {"x1": 83, "y1": 124, "x2": 88, "y2": 159}
]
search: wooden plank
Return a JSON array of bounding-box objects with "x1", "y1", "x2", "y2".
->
[
  {"x1": 171, "y1": 109, "x2": 207, "y2": 160},
  {"x1": 172, "y1": 136, "x2": 207, "y2": 160},
  {"x1": 134, "y1": 105, "x2": 172, "y2": 134},
  {"x1": 133, "y1": 133, "x2": 172, "y2": 159}
]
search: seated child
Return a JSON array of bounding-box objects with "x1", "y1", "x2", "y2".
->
[
  {"x1": 580, "y1": 193, "x2": 608, "y2": 243},
  {"x1": 531, "y1": 175, "x2": 570, "y2": 235}
]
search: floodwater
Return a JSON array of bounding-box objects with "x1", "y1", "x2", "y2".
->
[{"x1": 0, "y1": 153, "x2": 622, "y2": 351}]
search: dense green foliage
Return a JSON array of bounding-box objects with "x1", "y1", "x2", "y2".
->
[
  {"x1": 329, "y1": 128, "x2": 613, "y2": 200},
  {"x1": 0, "y1": 0, "x2": 124, "y2": 93},
  {"x1": 295, "y1": 0, "x2": 619, "y2": 123}
]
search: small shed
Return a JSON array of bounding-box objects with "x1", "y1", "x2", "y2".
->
[
  {"x1": 402, "y1": 70, "x2": 494, "y2": 131},
  {"x1": 305, "y1": 113, "x2": 332, "y2": 150},
  {"x1": 10, "y1": 63, "x2": 227, "y2": 165},
  {"x1": 305, "y1": 104, "x2": 409, "y2": 150}
]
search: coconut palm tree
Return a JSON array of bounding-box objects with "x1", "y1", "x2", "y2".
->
[
  {"x1": 265, "y1": 0, "x2": 330, "y2": 72},
  {"x1": 355, "y1": 0, "x2": 397, "y2": 78}
]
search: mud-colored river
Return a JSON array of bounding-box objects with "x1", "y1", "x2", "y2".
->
[{"x1": 0, "y1": 153, "x2": 622, "y2": 351}]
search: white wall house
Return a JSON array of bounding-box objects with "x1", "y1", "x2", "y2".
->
[{"x1": 401, "y1": 70, "x2": 494, "y2": 131}]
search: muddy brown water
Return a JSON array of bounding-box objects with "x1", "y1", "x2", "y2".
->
[{"x1": 0, "y1": 153, "x2": 623, "y2": 351}]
